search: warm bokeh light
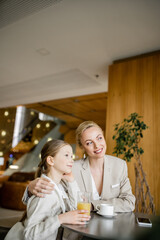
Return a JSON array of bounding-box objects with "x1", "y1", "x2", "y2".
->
[
  {"x1": 9, "y1": 165, "x2": 19, "y2": 169},
  {"x1": 4, "y1": 111, "x2": 9, "y2": 116},
  {"x1": 0, "y1": 152, "x2": 3, "y2": 157},
  {"x1": 47, "y1": 137, "x2": 52, "y2": 141},
  {"x1": 46, "y1": 123, "x2": 50, "y2": 128},
  {"x1": 30, "y1": 111, "x2": 35, "y2": 116},
  {"x1": 36, "y1": 124, "x2": 41, "y2": 128},
  {"x1": 34, "y1": 139, "x2": 39, "y2": 144},
  {"x1": 1, "y1": 130, "x2": 6, "y2": 136}
]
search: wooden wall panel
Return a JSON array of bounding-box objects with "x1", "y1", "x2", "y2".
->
[
  {"x1": 25, "y1": 92, "x2": 107, "y2": 130},
  {"x1": 106, "y1": 52, "x2": 160, "y2": 214}
]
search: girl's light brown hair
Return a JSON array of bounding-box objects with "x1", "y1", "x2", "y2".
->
[
  {"x1": 76, "y1": 121, "x2": 103, "y2": 148},
  {"x1": 35, "y1": 139, "x2": 70, "y2": 178}
]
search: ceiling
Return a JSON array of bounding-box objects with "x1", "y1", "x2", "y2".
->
[{"x1": 0, "y1": 0, "x2": 160, "y2": 108}]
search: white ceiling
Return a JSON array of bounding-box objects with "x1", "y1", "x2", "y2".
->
[{"x1": 0, "y1": 0, "x2": 160, "y2": 108}]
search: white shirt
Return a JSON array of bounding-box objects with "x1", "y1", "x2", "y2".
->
[
  {"x1": 41, "y1": 174, "x2": 67, "y2": 211},
  {"x1": 91, "y1": 174, "x2": 101, "y2": 200}
]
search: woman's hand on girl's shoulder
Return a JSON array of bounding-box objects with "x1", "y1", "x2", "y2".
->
[{"x1": 28, "y1": 177, "x2": 54, "y2": 197}]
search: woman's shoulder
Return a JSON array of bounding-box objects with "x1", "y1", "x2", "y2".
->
[
  {"x1": 73, "y1": 158, "x2": 84, "y2": 166},
  {"x1": 105, "y1": 155, "x2": 126, "y2": 166}
]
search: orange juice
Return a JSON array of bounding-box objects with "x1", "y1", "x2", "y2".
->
[{"x1": 77, "y1": 202, "x2": 91, "y2": 215}]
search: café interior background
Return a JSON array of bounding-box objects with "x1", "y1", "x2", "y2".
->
[{"x1": 0, "y1": 0, "x2": 160, "y2": 213}]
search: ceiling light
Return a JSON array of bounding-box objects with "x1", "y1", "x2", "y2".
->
[
  {"x1": 34, "y1": 139, "x2": 39, "y2": 144},
  {"x1": 36, "y1": 124, "x2": 41, "y2": 128},
  {"x1": 4, "y1": 111, "x2": 9, "y2": 116},
  {"x1": 47, "y1": 137, "x2": 52, "y2": 141},
  {"x1": 0, "y1": 152, "x2": 3, "y2": 157},
  {"x1": 1, "y1": 130, "x2": 6, "y2": 136},
  {"x1": 30, "y1": 111, "x2": 35, "y2": 116},
  {"x1": 46, "y1": 123, "x2": 50, "y2": 128}
]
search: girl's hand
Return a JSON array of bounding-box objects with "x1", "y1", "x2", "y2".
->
[
  {"x1": 58, "y1": 210, "x2": 90, "y2": 225},
  {"x1": 62, "y1": 172, "x2": 74, "y2": 182}
]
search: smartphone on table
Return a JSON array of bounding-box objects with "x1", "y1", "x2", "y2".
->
[{"x1": 137, "y1": 217, "x2": 152, "y2": 227}]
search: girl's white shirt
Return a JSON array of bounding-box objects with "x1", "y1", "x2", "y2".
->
[{"x1": 41, "y1": 173, "x2": 67, "y2": 212}]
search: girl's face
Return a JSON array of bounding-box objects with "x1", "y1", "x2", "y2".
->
[
  {"x1": 80, "y1": 126, "x2": 106, "y2": 160},
  {"x1": 53, "y1": 145, "x2": 74, "y2": 174}
]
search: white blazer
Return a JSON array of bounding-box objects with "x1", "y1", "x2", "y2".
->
[
  {"x1": 5, "y1": 179, "x2": 79, "y2": 240},
  {"x1": 72, "y1": 155, "x2": 135, "y2": 212}
]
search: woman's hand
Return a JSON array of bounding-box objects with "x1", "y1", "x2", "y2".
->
[
  {"x1": 62, "y1": 172, "x2": 74, "y2": 182},
  {"x1": 28, "y1": 178, "x2": 54, "y2": 197},
  {"x1": 58, "y1": 210, "x2": 90, "y2": 225}
]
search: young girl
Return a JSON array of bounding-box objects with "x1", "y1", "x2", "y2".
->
[{"x1": 5, "y1": 139, "x2": 90, "y2": 240}]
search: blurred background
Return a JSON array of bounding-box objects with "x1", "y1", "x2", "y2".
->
[{"x1": 0, "y1": 0, "x2": 159, "y2": 218}]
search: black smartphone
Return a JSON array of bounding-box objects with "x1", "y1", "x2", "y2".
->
[{"x1": 137, "y1": 217, "x2": 152, "y2": 227}]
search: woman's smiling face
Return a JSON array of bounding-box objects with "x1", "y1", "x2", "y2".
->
[{"x1": 80, "y1": 126, "x2": 107, "y2": 160}]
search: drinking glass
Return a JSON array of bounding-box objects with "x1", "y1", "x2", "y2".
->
[{"x1": 77, "y1": 191, "x2": 91, "y2": 216}]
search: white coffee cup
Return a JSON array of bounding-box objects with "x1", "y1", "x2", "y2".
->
[{"x1": 96, "y1": 204, "x2": 114, "y2": 216}]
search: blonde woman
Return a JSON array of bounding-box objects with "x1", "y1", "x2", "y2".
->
[
  {"x1": 24, "y1": 121, "x2": 135, "y2": 213},
  {"x1": 5, "y1": 139, "x2": 90, "y2": 240}
]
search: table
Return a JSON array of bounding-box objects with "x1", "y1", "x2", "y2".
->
[{"x1": 62, "y1": 212, "x2": 160, "y2": 240}]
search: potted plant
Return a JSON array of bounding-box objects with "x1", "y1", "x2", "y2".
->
[{"x1": 112, "y1": 112, "x2": 155, "y2": 214}]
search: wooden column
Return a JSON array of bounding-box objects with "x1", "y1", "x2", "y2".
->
[{"x1": 106, "y1": 51, "x2": 160, "y2": 214}]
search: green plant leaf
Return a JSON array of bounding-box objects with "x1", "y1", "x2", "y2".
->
[{"x1": 112, "y1": 112, "x2": 148, "y2": 162}]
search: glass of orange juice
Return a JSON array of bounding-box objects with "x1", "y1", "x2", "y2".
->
[{"x1": 77, "y1": 191, "x2": 91, "y2": 219}]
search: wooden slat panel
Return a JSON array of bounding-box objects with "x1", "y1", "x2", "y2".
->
[
  {"x1": 25, "y1": 92, "x2": 107, "y2": 130},
  {"x1": 106, "y1": 52, "x2": 160, "y2": 213}
]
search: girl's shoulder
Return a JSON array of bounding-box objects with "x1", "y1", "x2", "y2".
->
[{"x1": 28, "y1": 189, "x2": 59, "y2": 208}]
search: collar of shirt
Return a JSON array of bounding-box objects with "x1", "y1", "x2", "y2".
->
[{"x1": 41, "y1": 174, "x2": 68, "y2": 199}]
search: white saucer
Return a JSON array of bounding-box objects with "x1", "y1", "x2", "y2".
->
[{"x1": 97, "y1": 211, "x2": 117, "y2": 218}]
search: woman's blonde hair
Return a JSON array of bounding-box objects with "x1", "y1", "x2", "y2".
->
[
  {"x1": 76, "y1": 121, "x2": 103, "y2": 148},
  {"x1": 35, "y1": 139, "x2": 69, "y2": 178}
]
